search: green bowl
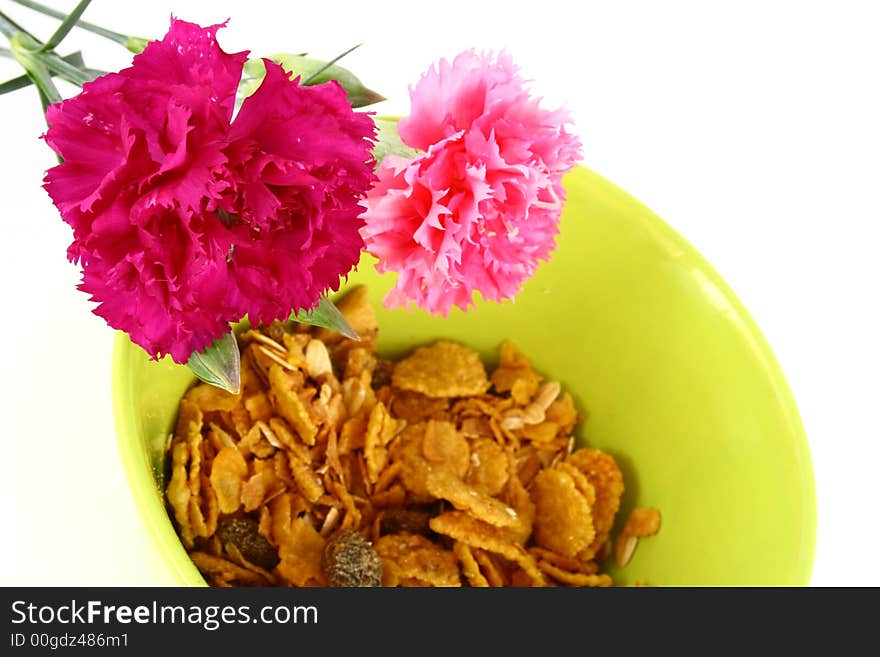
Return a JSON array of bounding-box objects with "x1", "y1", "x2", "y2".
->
[{"x1": 112, "y1": 166, "x2": 816, "y2": 586}]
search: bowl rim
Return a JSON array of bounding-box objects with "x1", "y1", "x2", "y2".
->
[
  {"x1": 112, "y1": 165, "x2": 817, "y2": 586},
  {"x1": 112, "y1": 336, "x2": 207, "y2": 587}
]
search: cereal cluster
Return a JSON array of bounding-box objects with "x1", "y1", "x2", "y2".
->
[{"x1": 165, "y1": 286, "x2": 655, "y2": 586}]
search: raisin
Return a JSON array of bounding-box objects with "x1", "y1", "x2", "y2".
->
[
  {"x1": 322, "y1": 529, "x2": 383, "y2": 587},
  {"x1": 216, "y1": 515, "x2": 280, "y2": 570}
]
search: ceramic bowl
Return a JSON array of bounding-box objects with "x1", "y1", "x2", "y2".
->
[{"x1": 112, "y1": 166, "x2": 816, "y2": 586}]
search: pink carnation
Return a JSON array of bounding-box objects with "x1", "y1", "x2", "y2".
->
[
  {"x1": 360, "y1": 50, "x2": 581, "y2": 314},
  {"x1": 43, "y1": 19, "x2": 375, "y2": 363}
]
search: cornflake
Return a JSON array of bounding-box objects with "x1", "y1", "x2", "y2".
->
[
  {"x1": 615, "y1": 507, "x2": 662, "y2": 567},
  {"x1": 165, "y1": 286, "x2": 658, "y2": 586},
  {"x1": 531, "y1": 468, "x2": 595, "y2": 559},
  {"x1": 392, "y1": 340, "x2": 489, "y2": 397},
  {"x1": 375, "y1": 533, "x2": 461, "y2": 587}
]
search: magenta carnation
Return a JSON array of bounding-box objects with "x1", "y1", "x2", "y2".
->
[
  {"x1": 43, "y1": 19, "x2": 375, "y2": 363},
  {"x1": 360, "y1": 51, "x2": 581, "y2": 314}
]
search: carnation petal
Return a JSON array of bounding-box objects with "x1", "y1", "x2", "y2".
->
[
  {"x1": 362, "y1": 50, "x2": 582, "y2": 315},
  {"x1": 43, "y1": 20, "x2": 375, "y2": 363},
  {"x1": 131, "y1": 18, "x2": 248, "y2": 121},
  {"x1": 222, "y1": 60, "x2": 375, "y2": 327}
]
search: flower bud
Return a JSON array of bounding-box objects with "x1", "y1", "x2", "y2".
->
[
  {"x1": 124, "y1": 36, "x2": 149, "y2": 54},
  {"x1": 241, "y1": 53, "x2": 385, "y2": 108}
]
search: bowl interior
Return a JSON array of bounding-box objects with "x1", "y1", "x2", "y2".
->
[{"x1": 113, "y1": 166, "x2": 816, "y2": 586}]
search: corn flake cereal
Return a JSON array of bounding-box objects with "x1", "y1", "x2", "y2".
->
[
  {"x1": 454, "y1": 542, "x2": 489, "y2": 587},
  {"x1": 425, "y1": 468, "x2": 517, "y2": 528},
  {"x1": 240, "y1": 459, "x2": 282, "y2": 512},
  {"x1": 390, "y1": 389, "x2": 450, "y2": 423},
  {"x1": 209, "y1": 446, "x2": 248, "y2": 514},
  {"x1": 622, "y1": 507, "x2": 662, "y2": 538},
  {"x1": 472, "y1": 549, "x2": 505, "y2": 587},
  {"x1": 276, "y1": 517, "x2": 327, "y2": 586},
  {"x1": 429, "y1": 511, "x2": 544, "y2": 585},
  {"x1": 268, "y1": 365, "x2": 317, "y2": 445},
  {"x1": 390, "y1": 424, "x2": 433, "y2": 498},
  {"x1": 165, "y1": 291, "x2": 657, "y2": 587},
  {"x1": 392, "y1": 340, "x2": 489, "y2": 398},
  {"x1": 421, "y1": 420, "x2": 470, "y2": 477},
  {"x1": 189, "y1": 552, "x2": 268, "y2": 587},
  {"x1": 538, "y1": 560, "x2": 612, "y2": 587},
  {"x1": 184, "y1": 383, "x2": 239, "y2": 412},
  {"x1": 615, "y1": 507, "x2": 662, "y2": 567},
  {"x1": 364, "y1": 401, "x2": 396, "y2": 484},
  {"x1": 376, "y1": 533, "x2": 461, "y2": 587},
  {"x1": 531, "y1": 468, "x2": 595, "y2": 559},
  {"x1": 167, "y1": 439, "x2": 195, "y2": 548},
  {"x1": 566, "y1": 448, "x2": 624, "y2": 555},
  {"x1": 466, "y1": 438, "x2": 509, "y2": 496}
]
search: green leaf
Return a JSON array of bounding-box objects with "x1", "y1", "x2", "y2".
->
[
  {"x1": 39, "y1": 49, "x2": 93, "y2": 85},
  {"x1": 0, "y1": 10, "x2": 37, "y2": 40},
  {"x1": 239, "y1": 51, "x2": 386, "y2": 109},
  {"x1": 11, "y1": 0, "x2": 134, "y2": 47},
  {"x1": 372, "y1": 118, "x2": 418, "y2": 166},
  {"x1": 186, "y1": 330, "x2": 241, "y2": 394},
  {"x1": 61, "y1": 50, "x2": 85, "y2": 68},
  {"x1": 291, "y1": 296, "x2": 359, "y2": 339},
  {"x1": 40, "y1": 0, "x2": 92, "y2": 52},
  {"x1": 0, "y1": 73, "x2": 32, "y2": 95}
]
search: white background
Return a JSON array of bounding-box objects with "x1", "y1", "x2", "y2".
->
[{"x1": 0, "y1": 0, "x2": 877, "y2": 586}]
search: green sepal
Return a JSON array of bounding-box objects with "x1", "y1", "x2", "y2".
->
[
  {"x1": 372, "y1": 118, "x2": 418, "y2": 166},
  {"x1": 186, "y1": 330, "x2": 241, "y2": 394},
  {"x1": 291, "y1": 296, "x2": 358, "y2": 339},
  {"x1": 239, "y1": 53, "x2": 385, "y2": 108},
  {"x1": 124, "y1": 36, "x2": 148, "y2": 54}
]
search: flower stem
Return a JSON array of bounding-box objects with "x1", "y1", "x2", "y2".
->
[
  {"x1": 40, "y1": 48, "x2": 94, "y2": 85},
  {"x1": 9, "y1": 32, "x2": 61, "y2": 109},
  {"x1": 0, "y1": 10, "x2": 37, "y2": 40},
  {"x1": 40, "y1": 0, "x2": 92, "y2": 52},
  {"x1": 10, "y1": 0, "x2": 131, "y2": 47},
  {"x1": 3, "y1": 11, "x2": 95, "y2": 87},
  {"x1": 0, "y1": 50, "x2": 91, "y2": 95}
]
